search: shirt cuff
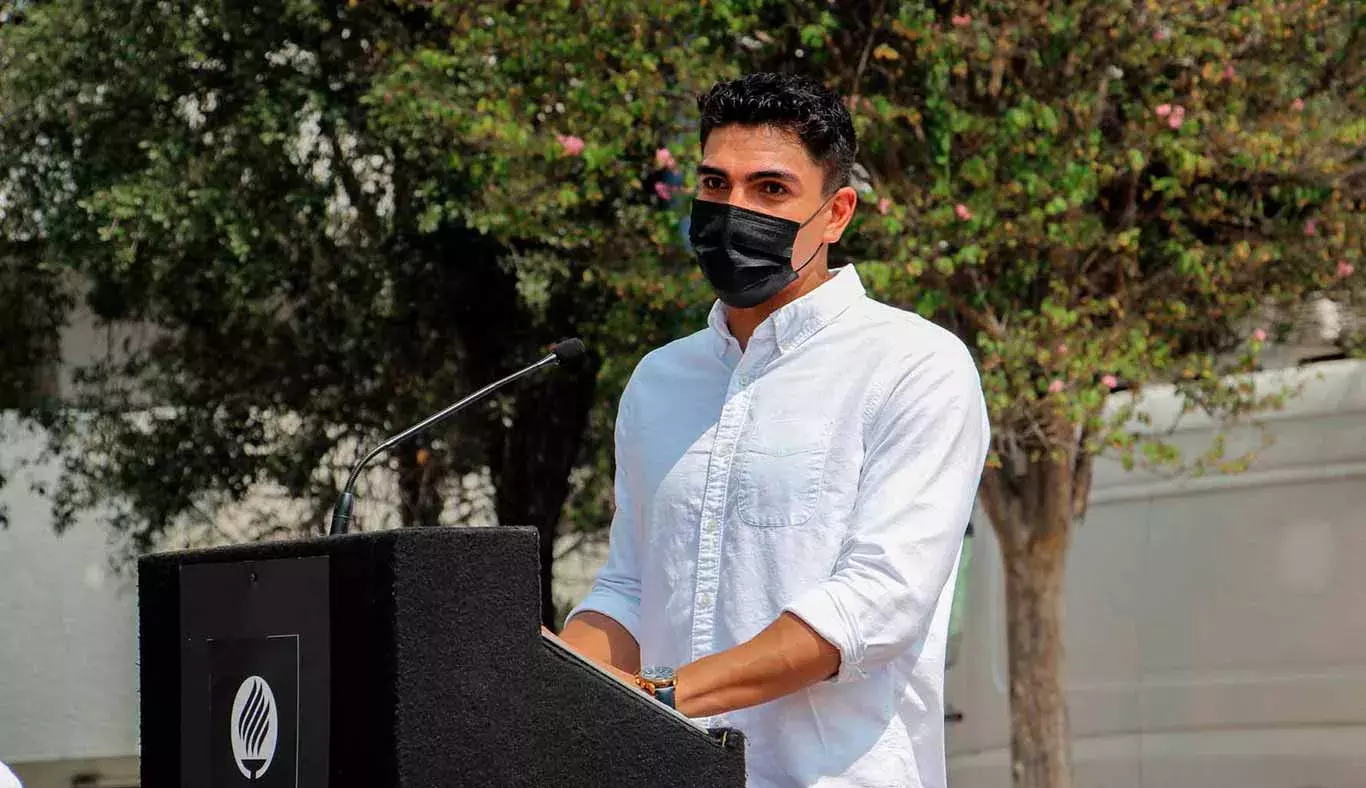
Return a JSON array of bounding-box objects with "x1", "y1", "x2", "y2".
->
[
  {"x1": 566, "y1": 587, "x2": 642, "y2": 646},
  {"x1": 783, "y1": 584, "x2": 868, "y2": 684}
]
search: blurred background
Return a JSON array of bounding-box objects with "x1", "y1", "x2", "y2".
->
[{"x1": 1, "y1": 1, "x2": 1363, "y2": 787}]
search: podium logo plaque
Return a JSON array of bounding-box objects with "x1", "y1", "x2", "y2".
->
[
  {"x1": 210, "y1": 636, "x2": 299, "y2": 786},
  {"x1": 181, "y1": 557, "x2": 328, "y2": 787},
  {"x1": 230, "y1": 675, "x2": 279, "y2": 779}
]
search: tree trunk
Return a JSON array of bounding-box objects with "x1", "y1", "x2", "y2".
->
[
  {"x1": 1003, "y1": 538, "x2": 1072, "y2": 788},
  {"x1": 492, "y1": 357, "x2": 600, "y2": 630},
  {"x1": 979, "y1": 435, "x2": 1089, "y2": 788},
  {"x1": 396, "y1": 440, "x2": 444, "y2": 528},
  {"x1": 419, "y1": 230, "x2": 609, "y2": 630}
]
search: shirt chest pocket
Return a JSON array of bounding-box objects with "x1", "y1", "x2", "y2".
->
[{"x1": 734, "y1": 416, "x2": 834, "y2": 527}]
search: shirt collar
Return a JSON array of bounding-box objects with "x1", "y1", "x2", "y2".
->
[{"x1": 707, "y1": 264, "x2": 866, "y2": 357}]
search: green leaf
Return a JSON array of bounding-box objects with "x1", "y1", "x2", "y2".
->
[{"x1": 1038, "y1": 105, "x2": 1059, "y2": 133}]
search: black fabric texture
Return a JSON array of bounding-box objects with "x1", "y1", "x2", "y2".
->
[
  {"x1": 139, "y1": 527, "x2": 746, "y2": 787},
  {"x1": 689, "y1": 198, "x2": 801, "y2": 307}
]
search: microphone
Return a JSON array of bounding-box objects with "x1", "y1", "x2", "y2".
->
[{"x1": 329, "y1": 337, "x2": 587, "y2": 535}]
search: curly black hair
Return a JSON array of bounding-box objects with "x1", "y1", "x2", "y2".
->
[{"x1": 697, "y1": 72, "x2": 857, "y2": 195}]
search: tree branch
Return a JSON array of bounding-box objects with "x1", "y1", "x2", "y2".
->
[
  {"x1": 1071, "y1": 424, "x2": 1094, "y2": 521},
  {"x1": 321, "y1": 114, "x2": 383, "y2": 243},
  {"x1": 934, "y1": 267, "x2": 1006, "y2": 340},
  {"x1": 977, "y1": 466, "x2": 1018, "y2": 557},
  {"x1": 846, "y1": 0, "x2": 887, "y2": 107}
]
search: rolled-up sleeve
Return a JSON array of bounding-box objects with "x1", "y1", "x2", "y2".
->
[
  {"x1": 566, "y1": 388, "x2": 643, "y2": 643},
  {"x1": 784, "y1": 346, "x2": 989, "y2": 682}
]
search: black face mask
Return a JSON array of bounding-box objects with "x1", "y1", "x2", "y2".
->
[{"x1": 688, "y1": 197, "x2": 832, "y2": 309}]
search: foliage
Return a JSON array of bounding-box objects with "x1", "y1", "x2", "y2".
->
[
  {"x1": 735, "y1": 0, "x2": 1364, "y2": 477},
  {"x1": 0, "y1": 0, "x2": 729, "y2": 587},
  {"x1": 360, "y1": 0, "x2": 743, "y2": 534},
  {"x1": 5, "y1": 0, "x2": 450, "y2": 545}
]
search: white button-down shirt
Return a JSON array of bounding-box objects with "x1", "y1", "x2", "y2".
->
[{"x1": 570, "y1": 265, "x2": 989, "y2": 787}]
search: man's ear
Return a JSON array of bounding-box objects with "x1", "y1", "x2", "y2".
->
[{"x1": 821, "y1": 186, "x2": 859, "y2": 244}]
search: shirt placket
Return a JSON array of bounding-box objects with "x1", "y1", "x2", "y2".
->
[{"x1": 689, "y1": 348, "x2": 764, "y2": 661}]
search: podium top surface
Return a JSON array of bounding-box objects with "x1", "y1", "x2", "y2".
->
[{"x1": 140, "y1": 524, "x2": 538, "y2": 566}]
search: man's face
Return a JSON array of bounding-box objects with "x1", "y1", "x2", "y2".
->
[{"x1": 696, "y1": 124, "x2": 857, "y2": 281}]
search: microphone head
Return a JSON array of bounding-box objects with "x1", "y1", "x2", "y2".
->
[{"x1": 551, "y1": 337, "x2": 587, "y2": 364}]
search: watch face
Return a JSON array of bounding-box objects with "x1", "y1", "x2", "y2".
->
[{"x1": 640, "y1": 665, "x2": 675, "y2": 685}]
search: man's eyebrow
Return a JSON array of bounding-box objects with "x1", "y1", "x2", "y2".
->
[
  {"x1": 697, "y1": 164, "x2": 801, "y2": 184},
  {"x1": 746, "y1": 168, "x2": 800, "y2": 184}
]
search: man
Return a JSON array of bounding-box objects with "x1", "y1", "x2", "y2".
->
[{"x1": 559, "y1": 73, "x2": 989, "y2": 788}]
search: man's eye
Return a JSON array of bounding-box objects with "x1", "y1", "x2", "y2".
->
[
  {"x1": 759, "y1": 182, "x2": 788, "y2": 196},
  {"x1": 700, "y1": 176, "x2": 726, "y2": 190}
]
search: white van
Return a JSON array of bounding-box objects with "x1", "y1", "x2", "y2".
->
[{"x1": 946, "y1": 358, "x2": 1366, "y2": 787}]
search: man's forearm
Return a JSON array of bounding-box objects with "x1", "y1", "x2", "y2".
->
[
  {"x1": 557, "y1": 610, "x2": 642, "y2": 677},
  {"x1": 674, "y1": 612, "x2": 840, "y2": 718}
]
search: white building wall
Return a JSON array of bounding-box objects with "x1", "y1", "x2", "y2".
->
[
  {"x1": 945, "y1": 358, "x2": 1366, "y2": 788},
  {"x1": 0, "y1": 418, "x2": 139, "y2": 782}
]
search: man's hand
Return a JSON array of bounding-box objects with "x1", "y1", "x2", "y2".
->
[
  {"x1": 673, "y1": 612, "x2": 840, "y2": 719},
  {"x1": 553, "y1": 611, "x2": 642, "y2": 676},
  {"x1": 542, "y1": 624, "x2": 641, "y2": 688},
  {"x1": 550, "y1": 610, "x2": 841, "y2": 719}
]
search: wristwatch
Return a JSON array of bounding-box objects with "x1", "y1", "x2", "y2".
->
[{"x1": 635, "y1": 665, "x2": 677, "y2": 709}]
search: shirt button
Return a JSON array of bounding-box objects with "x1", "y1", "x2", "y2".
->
[
  {"x1": 738, "y1": 374, "x2": 749, "y2": 386},
  {"x1": 699, "y1": 593, "x2": 713, "y2": 607},
  {"x1": 703, "y1": 518, "x2": 716, "y2": 531}
]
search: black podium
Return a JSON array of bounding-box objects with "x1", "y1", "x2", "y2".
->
[{"x1": 138, "y1": 526, "x2": 746, "y2": 787}]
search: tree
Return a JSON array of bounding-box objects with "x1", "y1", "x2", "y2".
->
[
  {"x1": 732, "y1": 2, "x2": 1364, "y2": 785},
  {"x1": 0, "y1": 0, "x2": 731, "y2": 625},
  {"x1": 0, "y1": 253, "x2": 70, "y2": 529},
  {"x1": 361, "y1": 0, "x2": 741, "y2": 594},
  {"x1": 0, "y1": 0, "x2": 75, "y2": 525}
]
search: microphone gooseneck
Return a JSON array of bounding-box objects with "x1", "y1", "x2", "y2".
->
[{"x1": 329, "y1": 338, "x2": 586, "y2": 535}]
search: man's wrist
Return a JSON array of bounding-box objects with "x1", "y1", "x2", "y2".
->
[{"x1": 635, "y1": 665, "x2": 678, "y2": 710}]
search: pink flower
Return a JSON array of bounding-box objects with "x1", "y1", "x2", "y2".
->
[
  {"x1": 556, "y1": 134, "x2": 585, "y2": 156},
  {"x1": 954, "y1": 203, "x2": 973, "y2": 221},
  {"x1": 653, "y1": 181, "x2": 674, "y2": 201},
  {"x1": 1155, "y1": 103, "x2": 1172, "y2": 118},
  {"x1": 1338, "y1": 260, "x2": 1355, "y2": 278},
  {"x1": 1167, "y1": 105, "x2": 1186, "y2": 130},
  {"x1": 1102, "y1": 374, "x2": 1119, "y2": 390},
  {"x1": 1252, "y1": 328, "x2": 1268, "y2": 343},
  {"x1": 655, "y1": 147, "x2": 676, "y2": 170},
  {"x1": 1292, "y1": 97, "x2": 1305, "y2": 112},
  {"x1": 951, "y1": 14, "x2": 971, "y2": 27},
  {"x1": 1223, "y1": 63, "x2": 1236, "y2": 80},
  {"x1": 1152, "y1": 27, "x2": 1170, "y2": 41},
  {"x1": 878, "y1": 197, "x2": 891, "y2": 215},
  {"x1": 1056, "y1": 343, "x2": 1069, "y2": 355},
  {"x1": 1048, "y1": 379, "x2": 1065, "y2": 394},
  {"x1": 1304, "y1": 219, "x2": 1318, "y2": 236}
]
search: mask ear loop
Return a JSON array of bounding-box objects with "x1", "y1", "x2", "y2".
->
[
  {"x1": 793, "y1": 242, "x2": 824, "y2": 274},
  {"x1": 792, "y1": 192, "x2": 838, "y2": 273}
]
